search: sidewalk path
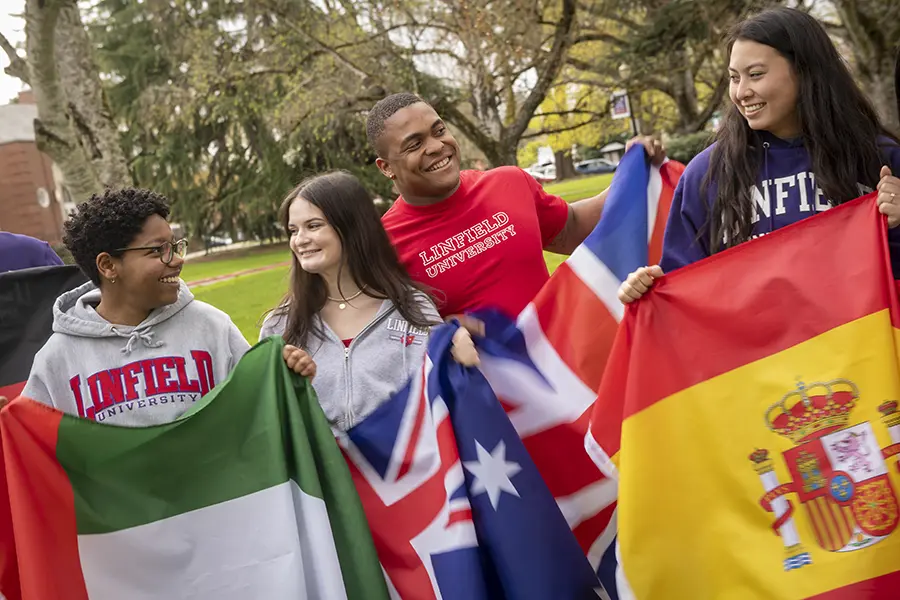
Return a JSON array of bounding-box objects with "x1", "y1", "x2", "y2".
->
[{"x1": 186, "y1": 261, "x2": 291, "y2": 288}]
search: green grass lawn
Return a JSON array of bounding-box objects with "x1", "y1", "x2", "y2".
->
[
  {"x1": 193, "y1": 173, "x2": 611, "y2": 341},
  {"x1": 181, "y1": 244, "x2": 290, "y2": 283},
  {"x1": 192, "y1": 266, "x2": 291, "y2": 342},
  {"x1": 544, "y1": 173, "x2": 614, "y2": 202}
]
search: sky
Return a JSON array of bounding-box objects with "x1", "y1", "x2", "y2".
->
[{"x1": 0, "y1": 1, "x2": 26, "y2": 105}]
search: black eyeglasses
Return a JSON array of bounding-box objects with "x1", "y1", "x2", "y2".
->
[{"x1": 114, "y1": 239, "x2": 188, "y2": 265}]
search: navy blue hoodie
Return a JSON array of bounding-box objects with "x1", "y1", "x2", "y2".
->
[{"x1": 660, "y1": 132, "x2": 900, "y2": 275}]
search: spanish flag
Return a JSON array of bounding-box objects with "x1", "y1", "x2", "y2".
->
[{"x1": 586, "y1": 195, "x2": 900, "y2": 599}]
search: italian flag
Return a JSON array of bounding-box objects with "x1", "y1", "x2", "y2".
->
[{"x1": 0, "y1": 338, "x2": 390, "y2": 600}]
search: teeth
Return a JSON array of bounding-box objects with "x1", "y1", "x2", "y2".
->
[
  {"x1": 427, "y1": 157, "x2": 451, "y2": 172},
  {"x1": 744, "y1": 103, "x2": 765, "y2": 113},
  {"x1": 159, "y1": 276, "x2": 180, "y2": 283}
]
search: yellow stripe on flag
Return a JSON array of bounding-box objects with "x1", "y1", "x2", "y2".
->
[{"x1": 618, "y1": 309, "x2": 900, "y2": 599}]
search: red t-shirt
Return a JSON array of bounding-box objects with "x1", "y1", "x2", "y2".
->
[{"x1": 382, "y1": 167, "x2": 569, "y2": 318}]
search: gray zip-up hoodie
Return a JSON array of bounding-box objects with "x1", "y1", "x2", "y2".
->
[
  {"x1": 259, "y1": 292, "x2": 441, "y2": 431},
  {"x1": 23, "y1": 280, "x2": 250, "y2": 426}
]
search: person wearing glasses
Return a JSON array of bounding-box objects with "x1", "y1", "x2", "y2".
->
[{"x1": 20, "y1": 188, "x2": 265, "y2": 426}]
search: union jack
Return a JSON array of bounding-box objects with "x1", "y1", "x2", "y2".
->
[{"x1": 343, "y1": 147, "x2": 685, "y2": 598}]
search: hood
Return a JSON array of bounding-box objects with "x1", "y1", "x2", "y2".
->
[{"x1": 52, "y1": 280, "x2": 195, "y2": 354}]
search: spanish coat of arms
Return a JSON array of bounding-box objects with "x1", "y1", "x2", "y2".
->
[{"x1": 749, "y1": 379, "x2": 900, "y2": 570}]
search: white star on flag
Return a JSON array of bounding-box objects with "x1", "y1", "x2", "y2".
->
[{"x1": 463, "y1": 439, "x2": 522, "y2": 510}]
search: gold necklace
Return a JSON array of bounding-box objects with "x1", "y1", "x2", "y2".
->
[{"x1": 327, "y1": 288, "x2": 365, "y2": 310}]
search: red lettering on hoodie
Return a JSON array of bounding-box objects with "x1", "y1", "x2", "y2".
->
[
  {"x1": 174, "y1": 357, "x2": 201, "y2": 394},
  {"x1": 191, "y1": 350, "x2": 215, "y2": 395}
]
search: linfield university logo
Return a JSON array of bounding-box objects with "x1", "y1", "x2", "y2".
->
[
  {"x1": 68, "y1": 351, "x2": 216, "y2": 422},
  {"x1": 749, "y1": 379, "x2": 900, "y2": 571},
  {"x1": 417, "y1": 212, "x2": 516, "y2": 278},
  {"x1": 385, "y1": 318, "x2": 427, "y2": 347}
]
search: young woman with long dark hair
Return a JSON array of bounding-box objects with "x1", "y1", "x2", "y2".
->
[
  {"x1": 618, "y1": 7, "x2": 900, "y2": 303},
  {"x1": 260, "y1": 171, "x2": 477, "y2": 432}
]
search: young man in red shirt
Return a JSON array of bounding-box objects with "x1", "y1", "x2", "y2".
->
[{"x1": 369, "y1": 92, "x2": 665, "y2": 320}]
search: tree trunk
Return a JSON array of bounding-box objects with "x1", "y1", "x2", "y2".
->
[
  {"x1": 554, "y1": 150, "x2": 576, "y2": 181},
  {"x1": 859, "y1": 57, "x2": 900, "y2": 132},
  {"x1": 831, "y1": 1, "x2": 900, "y2": 132},
  {"x1": 25, "y1": 0, "x2": 131, "y2": 203}
]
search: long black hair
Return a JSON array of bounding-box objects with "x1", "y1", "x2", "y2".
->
[
  {"x1": 895, "y1": 46, "x2": 899, "y2": 125},
  {"x1": 271, "y1": 170, "x2": 438, "y2": 348},
  {"x1": 706, "y1": 7, "x2": 899, "y2": 251}
]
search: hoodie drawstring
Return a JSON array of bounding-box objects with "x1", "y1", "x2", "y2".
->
[
  {"x1": 762, "y1": 141, "x2": 775, "y2": 234},
  {"x1": 402, "y1": 321, "x2": 409, "y2": 376},
  {"x1": 110, "y1": 327, "x2": 165, "y2": 355}
]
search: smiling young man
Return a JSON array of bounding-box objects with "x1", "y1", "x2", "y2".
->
[{"x1": 368, "y1": 92, "x2": 666, "y2": 319}]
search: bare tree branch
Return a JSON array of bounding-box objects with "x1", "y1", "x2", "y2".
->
[
  {"x1": 506, "y1": 0, "x2": 578, "y2": 145},
  {"x1": 574, "y1": 31, "x2": 626, "y2": 46},
  {"x1": 0, "y1": 30, "x2": 29, "y2": 84},
  {"x1": 521, "y1": 119, "x2": 596, "y2": 140}
]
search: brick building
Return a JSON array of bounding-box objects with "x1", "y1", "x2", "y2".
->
[{"x1": 0, "y1": 90, "x2": 72, "y2": 245}]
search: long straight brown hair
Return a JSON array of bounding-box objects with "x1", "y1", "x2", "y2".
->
[
  {"x1": 271, "y1": 170, "x2": 438, "y2": 348},
  {"x1": 705, "y1": 7, "x2": 899, "y2": 251}
]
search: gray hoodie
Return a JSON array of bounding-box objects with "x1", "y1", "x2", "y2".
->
[
  {"x1": 23, "y1": 280, "x2": 250, "y2": 426},
  {"x1": 259, "y1": 292, "x2": 441, "y2": 431}
]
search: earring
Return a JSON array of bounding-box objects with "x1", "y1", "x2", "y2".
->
[{"x1": 110, "y1": 277, "x2": 117, "y2": 284}]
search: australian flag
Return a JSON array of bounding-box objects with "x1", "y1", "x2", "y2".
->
[{"x1": 343, "y1": 147, "x2": 685, "y2": 599}]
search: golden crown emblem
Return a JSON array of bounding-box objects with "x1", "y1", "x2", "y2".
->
[{"x1": 764, "y1": 379, "x2": 859, "y2": 443}]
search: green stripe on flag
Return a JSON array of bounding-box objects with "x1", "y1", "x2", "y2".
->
[{"x1": 55, "y1": 336, "x2": 390, "y2": 599}]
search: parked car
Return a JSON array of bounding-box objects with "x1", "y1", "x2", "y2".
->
[
  {"x1": 524, "y1": 164, "x2": 557, "y2": 184},
  {"x1": 574, "y1": 158, "x2": 618, "y2": 175},
  {"x1": 205, "y1": 235, "x2": 234, "y2": 248}
]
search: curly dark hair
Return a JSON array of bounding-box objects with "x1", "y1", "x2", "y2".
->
[
  {"x1": 365, "y1": 92, "x2": 427, "y2": 154},
  {"x1": 63, "y1": 188, "x2": 170, "y2": 285}
]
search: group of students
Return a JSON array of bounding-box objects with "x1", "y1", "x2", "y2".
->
[
  {"x1": 2, "y1": 6, "x2": 899, "y2": 496},
  {"x1": 3, "y1": 81, "x2": 665, "y2": 428}
]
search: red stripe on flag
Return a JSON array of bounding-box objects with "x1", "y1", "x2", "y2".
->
[
  {"x1": 533, "y1": 264, "x2": 619, "y2": 394},
  {"x1": 518, "y1": 407, "x2": 599, "y2": 498},
  {"x1": 622, "y1": 195, "x2": 892, "y2": 420},
  {"x1": 447, "y1": 508, "x2": 472, "y2": 526},
  {"x1": 572, "y1": 502, "x2": 616, "y2": 554},
  {"x1": 1, "y1": 398, "x2": 87, "y2": 600},
  {"x1": 397, "y1": 369, "x2": 428, "y2": 480},
  {"x1": 345, "y1": 413, "x2": 462, "y2": 600},
  {"x1": 0, "y1": 382, "x2": 25, "y2": 401},
  {"x1": 806, "y1": 569, "x2": 900, "y2": 599},
  {"x1": 648, "y1": 161, "x2": 682, "y2": 266}
]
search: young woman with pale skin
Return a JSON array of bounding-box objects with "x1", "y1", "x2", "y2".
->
[
  {"x1": 261, "y1": 171, "x2": 478, "y2": 432},
  {"x1": 619, "y1": 7, "x2": 900, "y2": 304}
]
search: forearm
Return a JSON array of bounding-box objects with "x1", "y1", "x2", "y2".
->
[{"x1": 545, "y1": 188, "x2": 609, "y2": 255}]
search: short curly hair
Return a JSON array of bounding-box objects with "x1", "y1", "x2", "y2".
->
[
  {"x1": 365, "y1": 92, "x2": 427, "y2": 154},
  {"x1": 63, "y1": 188, "x2": 171, "y2": 285}
]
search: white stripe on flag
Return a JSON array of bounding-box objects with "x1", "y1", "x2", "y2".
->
[
  {"x1": 586, "y1": 507, "x2": 618, "y2": 572},
  {"x1": 646, "y1": 165, "x2": 663, "y2": 243},
  {"x1": 485, "y1": 304, "x2": 597, "y2": 437},
  {"x1": 584, "y1": 428, "x2": 619, "y2": 479},
  {"x1": 77, "y1": 481, "x2": 348, "y2": 600},
  {"x1": 555, "y1": 477, "x2": 618, "y2": 530},
  {"x1": 566, "y1": 245, "x2": 625, "y2": 322}
]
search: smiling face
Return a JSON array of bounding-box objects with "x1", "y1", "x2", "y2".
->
[
  {"x1": 287, "y1": 197, "x2": 343, "y2": 278},
  {"x1": 108, "y1": 214, "x2": 184, "y2": 310},
  {"x1": 729, "y1": 39, "x2": 800, "y2": 139},
  {"x1": 375, "y1": 102, "x2": 462, "y2": 204}
]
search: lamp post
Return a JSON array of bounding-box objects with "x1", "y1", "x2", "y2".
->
[{"x1": 617, "y1": 63, "x2": 640, "y2": 137}]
